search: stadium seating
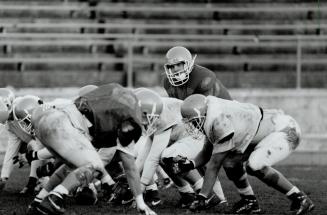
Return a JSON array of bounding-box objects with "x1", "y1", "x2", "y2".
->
[{"x1": 0, "y1": 0, "x2": 326, "y2": 87}]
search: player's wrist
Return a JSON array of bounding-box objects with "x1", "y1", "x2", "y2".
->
[{"x1": 135, "y1": 194, "x2": 146, "y2": 208}]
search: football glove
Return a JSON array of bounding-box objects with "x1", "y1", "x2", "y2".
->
[
  {"x1": 25, "y1": 150, "x2": 38, "y2": 164},
  {"x1": 101, "y1": 182, "x2": 115, "y2": 200},
  {"x1": 162, "y1": 155, "x2": 195, "y2": 174},
  {"x1": 36, "y1": 162, "x2": 55, "y2": 178},
  {"x1": 108, "y1": 180, "x2": 133, "y2": 205},
  {"x1": 13, "y1": 153, "x2": 27, "y2": 168},
  {"x1": 189, "y1": 194, "x2": 207, "y2": 212},
  {"x1": 75, "y1": 186, "x2": 98, "y2": 205}
]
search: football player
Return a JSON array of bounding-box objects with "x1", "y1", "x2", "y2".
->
[
  {"x1": 0, "y1": 89, "x2": 44, "y2": 195},
  {"x1": 163, "y1": 46, "x2": 231, "y2": 100},
  {"x1": 163, "y1": 46, "x2": 268, "y2": 213},
  {"x1": 173, "y1": 94, "x2": 314, "y2": 215},
  {"x1": 20, "y1": 83, "x2": 156, "y2": 215},
  {"x1": 134, "y1": 88, "x2": 226, "y2": 209}
]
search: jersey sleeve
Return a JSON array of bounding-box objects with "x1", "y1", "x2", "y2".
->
[
  {"x1": 196, "y1": 76, "x2": 215, "y2": 96},
  {"x1": 209, "y1": 114, "x2": 235, "y2": 153}
]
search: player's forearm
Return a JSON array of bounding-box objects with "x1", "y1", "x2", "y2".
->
[
  {"x1": 199, "y1": 157, "x2": 220, "y2": 197},
  {"x1": 193, "y1": 140, "x2": 213, "y2": 168},
  {"x1": 120, "y1": 151, "x2": 142, "y2": 196},
  {"x1": 200, "y1": 152, "x2": 228, "y2": 197},
  {"x1": 135, "y1": 136, "x2": 152, "y2": 173},
  {"x1": 141, "y1": 130, "x2": 171, "y2": 185},
  {"x1": 140, "y1": 158, "x2": 159, "y2": 185}
]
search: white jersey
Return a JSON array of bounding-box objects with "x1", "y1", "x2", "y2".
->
[
  {"x1": 156, "y1": 97, "x2": 182, "y2": 133},
  {"x1": 140, "y1": 97, "x2": 189, "y2": 185},
  {"x1": 204, "y1": 96, "x2": 262, "y2": 153}
]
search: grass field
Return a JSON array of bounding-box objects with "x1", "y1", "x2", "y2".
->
[{"x1": 0, "y1": 165, "x2": 325, "y2": 215}]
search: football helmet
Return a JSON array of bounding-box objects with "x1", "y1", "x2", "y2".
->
[
  {"x1": 0, "y1": 99, "x2": 9, "y2": 123},
  {"x1": 164, "y1": 46, "x2": 197, "y2": 86},
  {"x1": 13, "y1": 95, "x2": 42, "y2": 136},
  {"x1": 78, "y1": 85, "x2": 98, "y2": 97},
  {"x1": 181, "y1": 94, "x2": 207, "y2": 139},
  {"x1": 75, "y1": 184, "x2": 98, "y2": 205},
  {"x1": 0, "y1": 88, "x2": 15, "y2": 112},
  {"x1": 134, "y1": 88, "x2": 163, "y2": 136}
]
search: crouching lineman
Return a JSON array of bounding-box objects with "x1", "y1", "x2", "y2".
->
[
  {"x1": 172, "y1": 94, "x2": 314, "y2": 215},
  {"x1": 14, "y1": 83, "x2": 156, "y2": 215},
  {"x1": 134, "y1": 88, "x2": 226, "y2": 209},
  {"x1": 0, "y1": 89, "x2": 45, "y2": 194}
]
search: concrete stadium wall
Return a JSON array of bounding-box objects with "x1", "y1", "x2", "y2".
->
[{"x1": 0, "y1": 88, "x2": 326, "y2": 164}]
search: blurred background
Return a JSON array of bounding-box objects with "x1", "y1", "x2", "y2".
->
[{"x1": 0, "y1": 0, "x2": 326, "y2": 164}]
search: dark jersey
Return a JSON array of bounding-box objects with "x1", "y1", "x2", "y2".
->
[
  {"x1": 74, "y1": 83, "x2": 142, "y2": 148},
  {"x1": 163, "y1": 64, "x2": 232, "y2": 100}
]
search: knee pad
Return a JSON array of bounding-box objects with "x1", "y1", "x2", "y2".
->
[{"x1": 223, "y1": 160, "x2": 246, "y2": 182}]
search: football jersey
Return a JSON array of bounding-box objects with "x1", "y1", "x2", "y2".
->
[
  {"x1": 204, "y1": 96, "x2": 262, "y2": 153},
  {"x1": 163, "y1": 64, "x2": 232, "y2": 100},
  {"x1": 155, "y1": 97, "x2": 182, "y2": 133},
  {"x1": 154, "y1": 97, "x2": 189, "y2": 145},
  {"x1": 74, "y1": 83, "x2": 142, "y2": 148}
]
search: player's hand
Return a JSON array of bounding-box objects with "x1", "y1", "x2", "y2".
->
[
  {"x1": 101, "y1": 182, "x2": 115, "y2": 200},
  {"x1": 189, "y1": 194, "x2": 207, "y2": 212},
  {"x1": 137, "y1": 202, "x2": 157, "y2": 215},
  {"x1": 25, "y1": 150, "x2": 38, "y2": 164},
  {"x1": 163, "y1": 155, "x2": 195, "y2": 174},
  {"x1": 13, "y1": 153, "x2": 27, "y2": 168}
]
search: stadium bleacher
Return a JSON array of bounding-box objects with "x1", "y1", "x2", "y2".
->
[{"x1": 0, "y1": 0, "x2": 326, "y2": 88}]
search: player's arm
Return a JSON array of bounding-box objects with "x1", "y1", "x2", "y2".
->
[
  {"x1": 198, "y1": 150, "x2": 229, "y2": 197},
  {"x1": 196, "y1": 77, "x2": 215, "y2": 96},
  {"x1": 135, "y1": 136, "x2": 153, "y2": 173},
  {"x1": 192, "y1": 138, "x2": 213, "y2": 168},
  {"x1": 140, "y1": 128, "x2": 172, "y2": 186},
  {"x1": 118, "y1": 150, "x2": 156, "y2": 215},
  {"x1": 118, "y1": 150, "x2": 141, "y2": 196}
]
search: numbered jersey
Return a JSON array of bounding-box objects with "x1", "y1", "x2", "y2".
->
[
  {"x1": 163, "y1": 64, "x2": 232, "y2": 100},
  {"x1": 75, "y1": 83, "x2": 142, "y2": 148},
  {"x1": 204, "y1": 96, "x2": 262, "y2": 153}
]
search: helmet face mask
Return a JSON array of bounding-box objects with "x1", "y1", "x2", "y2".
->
[
  {"x1": 183, "y1": 116, "x2": 206, "y2": 140},
  {"x1": 16, "y1": 111, "x2": 34, "y2": 135},
  {"x1": 134, "y1": 88, "x2": 163, "y2": 136},
  {"x1": 141, "y1": 110, "x2": 161, "y2": 136},
  {"x1": 181, "y1": 94, "x2": 207, "y2": 140},
  {"x1": 164, "y1": 46, "x2": 196, "y2": 86},
  {"x1": 13, "y1": 95, "x2": 41, "y2": 136}
]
